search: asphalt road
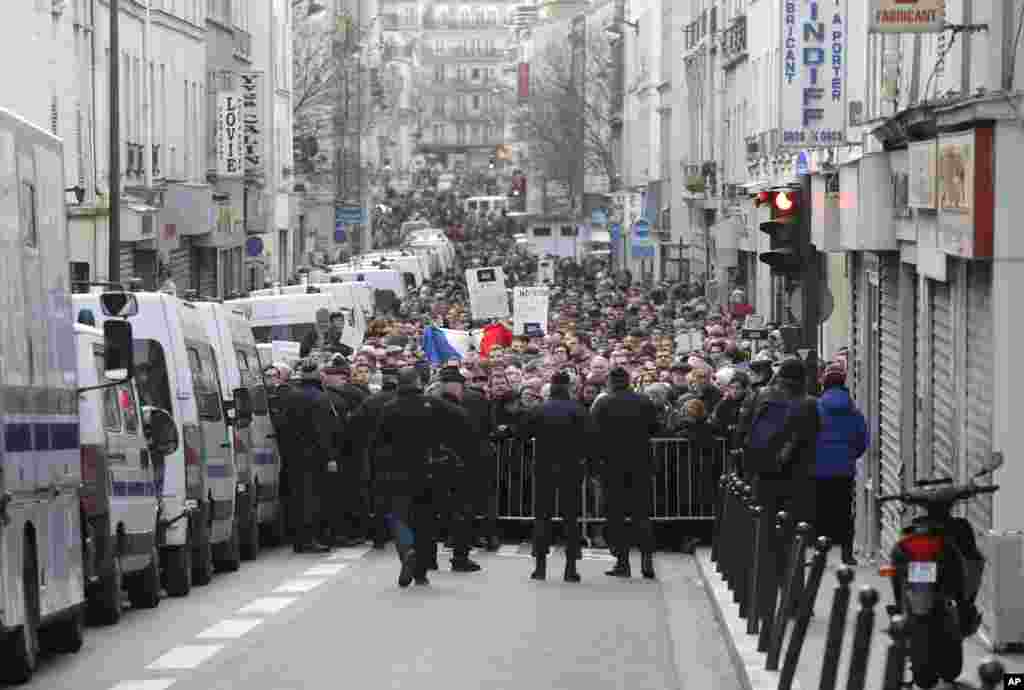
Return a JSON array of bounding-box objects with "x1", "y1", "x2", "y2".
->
[{"x1": 25, "y1": 544, "x2": 742, "y2": 690}]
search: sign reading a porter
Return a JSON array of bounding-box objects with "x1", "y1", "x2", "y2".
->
[{"x1": 217, "y1": 91, "x2": 243, "y2": 177}]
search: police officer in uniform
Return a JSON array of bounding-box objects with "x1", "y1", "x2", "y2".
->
[
  {"x1": 591, "y1": 366, "x2": 660, "y2": 578},
  {"x1": 283, "y1": 359, "x2": 335, "y2": 553},
  {"x1": 369, "y1": 368, "x2": 477, "y2": 587},
  {"x1": 521, "y1": 371, "x2": 589, "y2": 582},
  {"x1": 320, "y1": 360, "x2": 366, "y2": 547}
]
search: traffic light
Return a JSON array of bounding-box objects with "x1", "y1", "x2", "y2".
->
[
  {"x1": 488, "y1": 157, "x2": 496, "y2": 170},
  {"x1": 758, "y1": 188, "x2": 804, "y2": 274}
]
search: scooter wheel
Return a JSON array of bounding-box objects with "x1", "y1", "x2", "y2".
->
[{"x1": 909, "y1": 617, "x2": 941, "y2": 689}]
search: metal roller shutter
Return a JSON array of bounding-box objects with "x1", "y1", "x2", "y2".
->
[
  {"x1": 930, "y1": 278, "x2": 958, "y2": 481},
  {"x1": 878, "y1": 255, "x2": 902, "y2": 553},
  {"x1": 848, "y1": 253, "x2": 862, "y2": 398},
  {"x1": 965, "y1": 261, "x2": 994, "y2": 533}
]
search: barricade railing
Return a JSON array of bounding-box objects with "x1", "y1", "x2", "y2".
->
[
  {"x1": 709, "y1": 470, "x2": 1010, "y2": 690},
  {"x1": 489, "y1": 435, "x2": 731, "y2": 527}
]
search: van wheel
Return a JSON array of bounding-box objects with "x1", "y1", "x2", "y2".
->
[
  {"x1": 2, "y1": 545, "x2": 40, "y2": 684},
  {"x1": 215, "y1": 522, "x2": 242, "y2": 573},
  {"x1": 163, "y1": 545, "x2": 192, "y2": 597},
  {"x1": 127, "y1": 547, "x2": 161, "y2": 609},
  {"x1": 47, "y1": 606, "x2": 85, "y2": 654},
  {"x1": 193, "y1": 540, "x2": 214, "y2": 585},
  {"x1": 89, "y1": 555, "x2": 123, "y2": 625}
]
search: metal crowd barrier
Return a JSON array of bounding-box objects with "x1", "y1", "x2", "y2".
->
[{"x1": 491, "y1": 435, "x2": 733, "y2": 528}]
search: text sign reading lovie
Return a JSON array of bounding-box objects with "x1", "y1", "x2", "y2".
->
[
  {"x1": 217, "y1": 91, "x2": 243, "y2": 177},
  {"x1": 780, "y1": 0, "x2": 848, "y2": 148}
]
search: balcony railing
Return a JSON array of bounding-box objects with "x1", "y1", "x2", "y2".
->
[
  {"x1": 420, "y1": 46, "x2": 508, "y2": 60},
  {"x1": 720, "y1": 15, "x2": 747, "y2": 68},
  {"x1": 380, "y1": 13, "x2": 418, "y2": 30},
  {"x1": 422, "y1": 17, "x2": 505, "y2": 30}
]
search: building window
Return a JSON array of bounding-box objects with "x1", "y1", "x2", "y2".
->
[
  {"x1": 472, "y1": 68, "x2": 480, "y2": 80},
  {"x1": 472, "y1": 95, "x2": 480, "y2": 110},
  {"x1": 560, "y1": 226, "x2": 578, "y2": 237},
  {"x1": 533, "y1": 227, "x2": 552, "y2": 237},
  {"x1": 20, "y1": 181, "x2": 37, "y2": 248}
]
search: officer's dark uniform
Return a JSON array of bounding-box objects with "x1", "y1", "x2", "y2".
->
[
  {"x1": 521, "y1": 372, "x2": 589, "y2": 582},
  {"x1": 321, "y1": 363, "x2": 366, "y2": 547},
  {"x1": 345, "y1": 374, "x2": 399, "y2": 545},
  {"x1": 369, "y1": 369, "x2": 478, "y2": 587},
  {"x1": 282, "y1": 361, "x2": 335, "y2": 553},
  {"x1": 265, "y1": 368, "x2": 297, "y2": 541},
  {"x1": 464, "y1": 378, "x2": 500, "y2": 552},
  {"x1": 590, "y1": 367, "x2": 660, "y2": 579},
  {"x1": 299, "y1": 313, "x2": 354, "y2": 359}
]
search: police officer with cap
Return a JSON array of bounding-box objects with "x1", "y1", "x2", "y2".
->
[{"x1": 369, "y1": 368, "x2": 477, "y2": 587}]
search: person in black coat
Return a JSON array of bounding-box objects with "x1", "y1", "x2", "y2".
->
[
  {"x1": 320, "y1": 361, "x2": 367, "y2": 547},
  {"x1": 369, "y1": 369, "x2": 478, "y2": 587},
  {"x1": 345, "y1": 371, "x2": 399, "y2": 546},
  {"x1": 590, "y1": 367, "x2": 660, "y2": 579},
  {"x1": 300, "y1": 312, "x2": 354, "y2": 359},
  {"x1": 521, "y1": 372, "x2": 589, "y2": 582},
  {"x1": 282, "y1": 360, "x2": 336, "y2": 553},
  {"x1": 264, "y1": 363, "x2": 297, "y2": 540}
]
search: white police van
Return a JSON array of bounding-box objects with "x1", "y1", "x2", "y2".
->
[{"x1": 73, "y1": 291, "x2": 240, "y2": 596}]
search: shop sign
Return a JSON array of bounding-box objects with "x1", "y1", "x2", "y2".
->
[
  {"x1": 240, "y1": 72, "x2": 264, "y2": 177},
  {"x1": 936, "y1": 129, "x2": 994, "y2": 259},
  {"x1": 869, "y1": 0, "x2": 945, "y2": 33},
  {"x1": 780, "y1": 0, "x2": 848, "y2": 148},
  {"x1": 907, "y1": 140, "x2": 937, "y2": 209},
  {"x1": 216, "y1": 91, "x2": 243, "y2": 177}
]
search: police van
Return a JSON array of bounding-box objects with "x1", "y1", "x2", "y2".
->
[
  {"x1": 195, "y1": 301, "x2": 276, "y2": 555},
  {"x1": 74, "y1": 291, "x2": 241, "y2": 595},
  {"x1": 75, "y1": 322, "x2": 167, "y2": 623},
  {"x1": 328, "y1": 266, "x2": 407, "y2": 301},
  {"x1": 228, "y1": 291, "x2": 366, "y2": 351}
]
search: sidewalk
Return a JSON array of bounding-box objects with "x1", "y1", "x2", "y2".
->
[{"x1": 696, "y1": 547, "x2": 1024, "y2": 690}]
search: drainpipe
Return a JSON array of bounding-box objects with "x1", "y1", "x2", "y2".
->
[{"x1": 143, "y1": 0, "x2": 153, "y2": 190}]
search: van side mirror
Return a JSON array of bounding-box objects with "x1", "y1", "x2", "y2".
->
[
  {"x1": 233, "y1": 388, "x2": 253, "y2": 428},
  {"x1": 103, "y1": 320, "x2": 134, "y2": 381},
  {"x1": 143, "y1": 406, "x2": 179, "y2": 456}
]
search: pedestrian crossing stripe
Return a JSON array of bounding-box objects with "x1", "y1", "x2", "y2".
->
[{"x1": 436, "y1": 544, "x2": 616, "y2": 561}]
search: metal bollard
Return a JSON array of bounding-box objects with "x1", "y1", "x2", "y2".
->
[
  {"x1": 724, "y1": 479, "x2": 743, "y2": 590},
  {"x1": 766, "y1": 521, "x2": 813, "y2": 672},
  {"x1": 977, "y1": 658, "x2": 1006, "y2": 690},
  {"x1": 757, "y1": 511, "x2": 791, "y2": 653},
  {"x1": 711, "y1": 473, "x2": 731, "y2": 565},
  {"x1": 880, "y1": 614, "x2": 908, "y2": 690},
  {"x1": 736, "y1": 487, "x2": 755, "y2": 612},
  {"x1": 778, "y1": 536, "x2": 831, "y2": 690},
  {"x1": 816, "y1": 566, "x2": 855, "y2": 690},
  {"x1": 843, "y1": 586, "x2": 879, "y2": 690},
  {"x1": 717, "y1": 475, "x2": 738, "y2": 577},
  {"x1": 743, "y1": 504, "x2": 765, "y2": 632}
]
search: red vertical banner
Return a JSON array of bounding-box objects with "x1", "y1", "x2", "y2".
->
[{"x1": 517, "y1": 62, "x2": 529, "y2": 100}]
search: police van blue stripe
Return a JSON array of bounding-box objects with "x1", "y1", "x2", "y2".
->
[
  {"x1": 3, "y1": 422, "x2": 79, "y2": 453},
  {"x1": 252, "y1": 449, "x2": 276, "y2": 465},
  {"x1": 112, "y1": 481, "x2": 157, "y2": 497}
]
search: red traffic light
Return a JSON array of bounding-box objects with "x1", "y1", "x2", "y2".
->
[
  {"x1": 755, "y1": 191, "x2": 770, "y2": 207},
  {"x1": 774, "y1": 191, "x2": 794, "y2": 212}
]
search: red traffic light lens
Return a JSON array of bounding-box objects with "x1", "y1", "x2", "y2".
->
[
  {"x1": 756, "y1": 191, "x2": 770, "y2": 205},
  {"x1": 774, "y1": 191, "x2": 794, "y2": 212}
]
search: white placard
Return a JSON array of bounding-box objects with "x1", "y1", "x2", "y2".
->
[
  {"x1": 240, "y1": 72, "x2": 264, "y2": 177},
  {"x1": 537, "y1": 260, "x2": 555, "y2": 285},
  {"x1": 217, "y1": 91, "x2": 243, "y2": 177},
  {"x1": 513, "y1": 287, "x2": 550, "y2": 337},
  {"x1": 465, "y1": 267, "x2": 509, "y2": 320},
  {"x1": 271, "y1": 340, "x2": 301, "y2": 364}
]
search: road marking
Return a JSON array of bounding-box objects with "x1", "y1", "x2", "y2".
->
[
  {"x1": 237, "y1": 597, "x2": 297, "y2": 615},
  {"x1": 498, "y1": 545, "x2": 522, "y2": 556},
  {"x1": 303, "y1": 563, "x2": 349, "y2": 577},
  {"x1": 274, "y1": 578, "x2": 327, "y2": 594},
  {"x1": 196, "y1": 618, "x2": 263, "y2": 640},
  {"x1": 108, "y1": 682, "x2": 177, "y2": 690},
  {"x1": 325, "y1": 546, "x2": 372, "y2": 560},
  {"x1": 146, "y1": 645, "x2": 224, "y2": 671}
]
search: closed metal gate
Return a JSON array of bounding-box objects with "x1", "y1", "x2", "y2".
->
[
  {"x1": 930, "y1": 278, "x2": 958, "y2": 481},
  {"x1": 848, "y1": 253, "x2": 862, "y2": 399},
  {"x1": 878, "y1": 254, "x2": 902, "y2": 553},
  {"x1": 965, "y1": 261, "x2": 994, "y2": 533}
]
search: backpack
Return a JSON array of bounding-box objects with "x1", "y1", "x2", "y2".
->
[{"x1": 745, "y1": 394, "x2": 801, "y2": 475}]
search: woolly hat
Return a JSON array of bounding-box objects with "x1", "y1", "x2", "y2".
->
[{"x1": 821, "y1": 362, "x2": 847, "y2": 388}]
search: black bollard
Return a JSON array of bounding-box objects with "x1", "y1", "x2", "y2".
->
[
  {"x1": 711, "y1": 474, "x2": 730, "y2": 565},
  {"x1": 739, "y1": 489, "x2": 759, "y2": 615},
  {"x1": 880, "y1": 614, "x2": 908, "y2": 690},
  {"x1": 817, "y1": 567, "x2": 855, "y2": 690},
  {"x1": 735, "y1": 485, "x2": 755, "y2": 609},
  {"x1": 744, "y1": 504, "x2": 765, "y2": 632},
  {"x1": 766, "y1": 522, "x2": 813, "y2": 671},
  {"x1": 778, "y1": 536, "x2": 831, "y2": 690},
  {"x1": 843, "y1": 586, "x2": 879, "y2": 690},
  {"x1": 757, "y1": 511, "x2": 791, "y2": 653},
  {"x1": 726, "y1": 480, "x2": 746, "y2": 592},
  {"x1": 977, "y1": 658, "x2": 1005, "y2": 690},
  {"x1": 719, "y1": 477, "x2": 739, "y2": 579}
]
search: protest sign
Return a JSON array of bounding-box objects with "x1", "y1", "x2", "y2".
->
[
  {"x1": 465, "y1": 266, "x2": 510, "y2": 319},
  {"x1": 513, "y1": 286, "x2": 550, "y2": 337}
]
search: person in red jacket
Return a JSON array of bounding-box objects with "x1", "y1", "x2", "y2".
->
[{"x1": 480, "y1": 320, "x2": 513, "y2": 359}]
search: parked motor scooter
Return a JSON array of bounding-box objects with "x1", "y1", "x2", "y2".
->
[{"x1": 878, "y1": 453, "x2": 1003, "y2": 689}]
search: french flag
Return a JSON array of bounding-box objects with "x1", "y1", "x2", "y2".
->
[{"x1": 422, "y1": 326, "x2": 468, "y2": 365}]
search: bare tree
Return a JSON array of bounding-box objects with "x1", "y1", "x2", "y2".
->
[{"x1": 513, "y1": 26, "x2": 616, "y2": 200}]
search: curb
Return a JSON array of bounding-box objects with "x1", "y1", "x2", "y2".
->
[{"x1": 695, "y1": 547, "x2": 802, "y2": 690}]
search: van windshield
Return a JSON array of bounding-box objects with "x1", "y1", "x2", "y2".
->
[
  {"x1": 132, "y1": 339, "x2": 173, "y2": 413},
  {"x1": 252, "y1": 324, "x2": 315, "y2": 344}
]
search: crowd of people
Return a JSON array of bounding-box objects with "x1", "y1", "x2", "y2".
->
[{"x1": 264, "y1": 204, "x2": 870, "y2": 587}]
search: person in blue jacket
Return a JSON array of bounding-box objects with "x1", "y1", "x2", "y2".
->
[{"x1": 814, "y1": 363, "x2": 869, "y2": 566}]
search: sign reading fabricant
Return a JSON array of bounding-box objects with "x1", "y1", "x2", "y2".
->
[
  {"x1": 869, "y1": 0, "x2": 945, "y2": 33},
  {"x1": 217, "y1": 91, "x2": 243, "y2": 177},
  {"x1": 240, "y1": 72, "x2": 264, "y2": 177},
  {"x1": 513, "y1": 286, "x2": 550, "y2": 337},
  {"x1": 780, "y1": 0, "x2": 848, "y2": 148}
]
